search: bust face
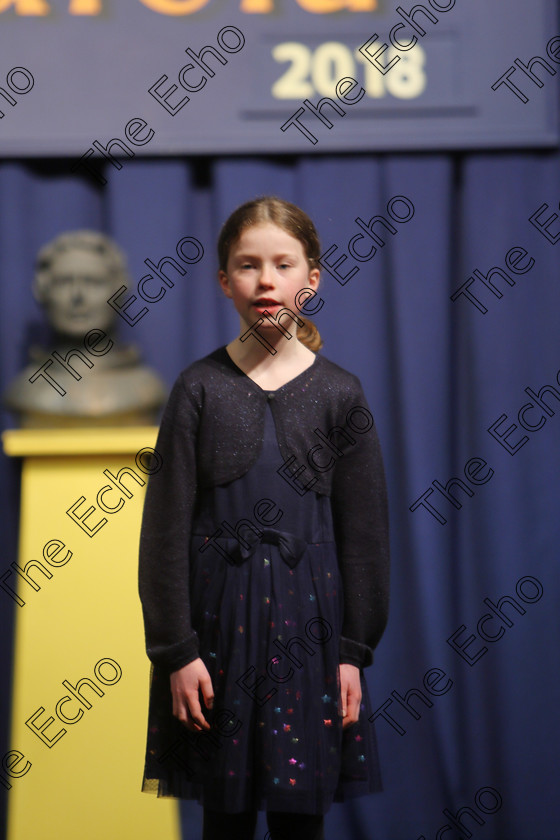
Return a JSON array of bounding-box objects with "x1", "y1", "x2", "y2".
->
[{"x1": 41, "y1": 248, "x2": 118, "y2": 338}]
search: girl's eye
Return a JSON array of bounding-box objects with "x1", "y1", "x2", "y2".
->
[{"x1": 278, "y1": 263, "x2": 290, "y2": 270}]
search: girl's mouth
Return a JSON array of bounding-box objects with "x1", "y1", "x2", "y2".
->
[{"x1": 252, "y1": 299, "x2": 281, "y2": 313}]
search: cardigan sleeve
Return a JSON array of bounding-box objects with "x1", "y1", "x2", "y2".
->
[
  {"x1": 138, "y1": 373, "x2": 201, "y2": 672},
  {"x1": 330, "y1": 382, "x2": 390, "y2": 669}
]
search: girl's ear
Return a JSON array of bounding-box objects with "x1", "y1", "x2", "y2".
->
[
  {"x1": 218, "y1": 270, "x2": 232, "y2": 298},
  {"x1": 308, "y1": 266, "x2": 320, "y2": 290}
]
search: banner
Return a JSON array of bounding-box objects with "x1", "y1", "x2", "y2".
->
[{"x1": 0, "y1": 0, "x2": 558, "y2": 156}]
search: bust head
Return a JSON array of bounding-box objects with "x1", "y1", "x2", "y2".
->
[{"x1": 33, "y1": 230, "x2": 128, "y2": 339}]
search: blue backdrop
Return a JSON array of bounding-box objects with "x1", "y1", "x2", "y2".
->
[{"x1": 1, "y1": 150, "x2": 559, "y2": 839}]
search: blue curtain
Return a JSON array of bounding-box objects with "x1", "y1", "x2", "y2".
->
[{"x1": 1, "y1": 150, "x2": 559, "y2": 839}]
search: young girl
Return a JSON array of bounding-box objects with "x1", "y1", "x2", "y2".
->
[{"x1": 138, "y1": 197, "x2": 390, "y2": 840}]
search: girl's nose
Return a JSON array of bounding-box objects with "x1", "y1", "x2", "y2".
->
[{"x1": 258, "y1": 264, "x2": 275, "y2": 286}]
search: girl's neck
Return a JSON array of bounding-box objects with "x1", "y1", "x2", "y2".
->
[{"x1": 225, "y1": 332, "x2": 316, "y2": 390}]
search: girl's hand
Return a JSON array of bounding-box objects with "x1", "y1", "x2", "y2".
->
[
  {"x1": 338, "y1": 663, "x2": 362, "y2": 729},
  {"x1": 170, "y1": 658, "x2": 214, "y2": 732}
]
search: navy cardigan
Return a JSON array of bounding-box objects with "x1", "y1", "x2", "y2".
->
[{"x1": 138, "y1": 346, "x2": 390, "y2": 672}]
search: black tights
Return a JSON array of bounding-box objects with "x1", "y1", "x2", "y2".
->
[{"x1": 202, "y1": 807, "x2": 325, "y2": 840}]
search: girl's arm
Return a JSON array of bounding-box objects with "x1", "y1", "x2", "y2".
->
[
  {"x1": 138, "y1": 374, "x2": 201, "y2": 672},
  {"x1": 330, "y1": 381, "x2": 390, "y2": 670}
]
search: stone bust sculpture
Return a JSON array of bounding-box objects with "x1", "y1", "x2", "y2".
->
[{"x1": 3, "y1": 230, "x2": 167, "y2": 427}]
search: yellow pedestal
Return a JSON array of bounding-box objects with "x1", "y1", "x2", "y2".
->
[{"x1": 2, "y1": 428, "x2": 180, "y2": 840}]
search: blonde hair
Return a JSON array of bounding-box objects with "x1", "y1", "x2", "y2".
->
[{"x1": 218, "y1": 196, "x2": 323, "y2": 352}]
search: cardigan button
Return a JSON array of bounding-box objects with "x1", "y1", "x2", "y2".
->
[{"x1": 267, "y1": 392, "x2": 275, "y2": 400}]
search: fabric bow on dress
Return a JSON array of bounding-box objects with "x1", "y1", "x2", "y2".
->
[{"x1": 219, "y1": 527, "x2": 308, "y2": 569}]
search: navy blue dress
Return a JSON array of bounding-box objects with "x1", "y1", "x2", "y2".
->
[{"x1": 142, "y1": 397, "x2": 382, "y2": 814}]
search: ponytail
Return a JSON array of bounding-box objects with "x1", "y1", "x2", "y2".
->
[{"x1": 297, "y1": 316, "x2": 323, "y2": 352}]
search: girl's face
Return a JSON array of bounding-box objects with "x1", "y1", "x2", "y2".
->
[{"x1": 218, "y1": 223, "x2": 320, "y2": 333}]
